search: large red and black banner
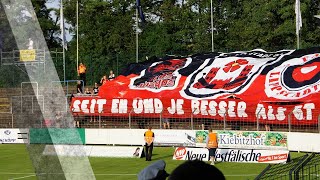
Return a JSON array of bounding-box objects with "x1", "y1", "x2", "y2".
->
[{"x1": 71, "y1": 48, "x2": 320, "y2": 125}]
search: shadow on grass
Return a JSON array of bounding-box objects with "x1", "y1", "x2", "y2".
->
[{"x1": 152, "y1": 154, "x2": 173, "y2": 161}]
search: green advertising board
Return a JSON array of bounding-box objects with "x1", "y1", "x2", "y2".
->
[{"x1": 30, "y1": 128, "x2": 85, "y2": 144}]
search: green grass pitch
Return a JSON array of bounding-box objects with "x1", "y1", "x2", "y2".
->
[{"x1": 0, "y1": 144, "x2": 304, "y2": 180}]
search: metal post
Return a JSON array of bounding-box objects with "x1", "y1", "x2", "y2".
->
[
  {"x1": 11, "y1": 114, "x2": 13, "y2": 128},
  {"x1": 129, "y1": 109, "x2": 133, "y2": 129},
  {"x1": 256, "y1": 108, "x2": 263, "y2": 131},
  {"x1": 99, "y1": 114, "x2": 101, "y2": 129},
  {"x1": 318, "y1": 114, "x2": 320, "y2": 134},
  {"x1": 136, "y1": 8, "x2": 139, "y2": 63},
  {"x1": 31, "y1": 96, "x2": 33, "y2": 113},
  {"x1": 210, "y1": 0, "x2": 214, "y2": 52},
  {"x1": 159, "y1": 110, "x2": 162, "y2": 129},
  {"x1": 288, "y1": 111, "x2": 293, "y2": 132},
  {"x1": 76, "y1": 0, "x2": 79, "y2": 71},
  {"x1": 191, "y1": 109, "x2": 197, "y2": 130},
  {"x1": 223, "y1": 112, "x2": 227, "y2": 130}
]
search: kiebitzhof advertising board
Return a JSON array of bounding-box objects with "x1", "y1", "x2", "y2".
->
[{"x1": 195, "y1": 130, "x2": 287, "y2": 150}]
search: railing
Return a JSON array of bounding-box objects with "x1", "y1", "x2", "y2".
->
[{"x1": 6, "y1": 94, "x2": 320, "y2": 132}]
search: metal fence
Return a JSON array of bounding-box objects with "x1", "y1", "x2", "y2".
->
[
  {"x1": 1, "y1": 95, "x2": 320, "y2": 132},
  {"x1": 256, "y1": 153, "x2": 320, "y2": 180}
]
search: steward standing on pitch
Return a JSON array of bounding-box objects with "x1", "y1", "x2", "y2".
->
[
  {"x1": 206, "y1": 128, "x2": 218, "y2": 165},
  {"x1": 144, "y1": 126, "x2": 155, "y2": 161}
]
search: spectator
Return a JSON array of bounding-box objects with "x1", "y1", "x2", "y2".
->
[
  {"x1": 78, "y1": 63, "x2": 87, "y2": 86},
  {"x1": 169, "y1": 160, "x2": 225, "y2": 180},
  {"x1": 144, "y1": 126, "x2": 155, "y2": 161},
  {"x1": 108, "y1": 70, "x2": 115, "y2": 80},
  {"x1": 55, "y1": 111, "x2": 63, "y2": 128},
  {"x1": 265, "y1": 124, "x2": 271, "y2": 131},
  {"x1": 206, "y1": 128, "x2": 218, "y2": 165},
  {"x1": 76, "y1": 81, "x2": 82, "y2": 94},
  {"x1": 100, "y1": 75, "x2": 108, "y2": 85},
  {"x1": 28, "y1": 38, "x2": 33, "y2": 49},
  {"x1": 162, "y1": 118, "x2": 170, "y2": 129},
  {"x1": 93, "y1": 82, "x2": 99, "y2": 95},
  {"x1": 84, "y1": 87, "x2": 91, "y2": 95},
  {"x1": 138, "y1": 160, "x2": 169, "y2": 180}
]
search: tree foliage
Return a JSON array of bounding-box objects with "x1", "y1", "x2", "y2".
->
[{"x1": 1, "y1": 0, "x2": 320, "y2": 87}]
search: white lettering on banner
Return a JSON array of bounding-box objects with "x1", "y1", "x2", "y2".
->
[
  {"x1": 167, "y1": 99, "x2": 184, "y2": 114},
  {"x1": 72, "y1": 99, "x2": 107, "y2": 113},
  {"x1": 172, "y1": 147, "x2": 209, "y2": 161},
  {"x1": 111, "y1": 99, "x2": 128, "y2": 113},
  {"x1": 133, "y1": 98, "x2": 164, "y2": 114},
  {"x1": 215, "y1": 149, "x2": 289, "y2": 163},
  {"x1": 215, "y1": 149, "x2": 261, "y2": 162},
  {"x1": 256, "y1": 103, "x2": 315, "y2": 121},
  {"x1": 219, "y1": 134, "x2": 265, "y2": 146},
  {"x1": 191, "y1": 100, "x2": 248, "y2": 118}
]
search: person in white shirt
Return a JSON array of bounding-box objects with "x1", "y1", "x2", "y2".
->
[{"x1": 28, "y1": 38, "x2": 34, "y2": 49}]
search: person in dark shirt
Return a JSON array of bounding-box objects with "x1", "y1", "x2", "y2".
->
[
  {"x1": 93, "y1": 83, "x2": 99, "y2": 95},
  {"x1": 76, "y1": 81, "x2": 82, "y2": 94}
]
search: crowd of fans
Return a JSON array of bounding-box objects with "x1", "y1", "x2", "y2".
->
[{"x1": 76, "y1": 62, "x2": 116, "y2": 95}]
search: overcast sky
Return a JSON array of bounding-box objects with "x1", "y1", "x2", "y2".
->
[{"x1": 46, "y1": 0, "x2": 72, "y2": 41}]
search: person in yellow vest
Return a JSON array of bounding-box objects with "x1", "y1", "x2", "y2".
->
[
  {"x1": 206, "y1": 128, "x2": 218, "y2": 165},
  {"x1": 78, "y1": 63, "x2": 87, "y2": 86},
  {"x1": 144, "y1": 126, "x2": 155, "y2": 161}
]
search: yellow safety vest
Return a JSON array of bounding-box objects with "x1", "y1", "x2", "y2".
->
[
  {"x1": 208, "y1": 132, "x2": 218, "y2": 148},
  {"x1": 145, "y1": 130, "x2": 154, "y2": 144}
]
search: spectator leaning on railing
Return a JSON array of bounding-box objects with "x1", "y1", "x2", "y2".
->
[
  {"x1": 93, "y1": 82, "x2": 99, "y2": 95},
  {"x1": 78, "y1": 63, "x2": 87, "y2": 86}
]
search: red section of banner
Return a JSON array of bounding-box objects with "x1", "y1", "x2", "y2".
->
[
  {"x1": 71, "y1": 49, "x2": 320, "y2": 125},
  {"x1": 258, "y1": 154, "x2": 288, "y2": 162}
]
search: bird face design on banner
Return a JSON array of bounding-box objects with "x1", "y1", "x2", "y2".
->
[
  {"x1": 181, "y1": 50, "x2": 293, "y2": 99},
  {"x1": 265, "y1": 54, "x2": 320, "y2": 99},
  {"x1": 130, "y1": 58, "x2": 190, "y2": 92}
]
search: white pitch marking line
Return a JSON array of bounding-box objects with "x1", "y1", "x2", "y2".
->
[{"x1": 8, "y1": 174, "x2": 36, "y2": 180}]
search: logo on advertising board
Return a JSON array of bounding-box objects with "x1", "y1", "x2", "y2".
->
[
  {"x1": 0, "y1": 129, "x2": 16, "y2": 143},
  {"x1": 215, "y1": 149, "x2": 289, "y2": 163},
  {"x1": 181, "y1": 50, "x2": 293, "y2": 99},
  {"x1": 265, "y1": 53, "x2": 320, "y2": 99},
  {"x1": 130, "y1": 58, "x2": 191, "y2": 92},
  {"x1": 172, "y1": 147, "x2": 209, "y2": 161},
  {"x1": 4, "y1": 130, "x2": 11, "y2": 135},
  {"x1": 217, "y1": 131, "x2": 287, "y2": 150},
  {"x1": 174, "y1": 147, "x2": 187, "y2": 160}
]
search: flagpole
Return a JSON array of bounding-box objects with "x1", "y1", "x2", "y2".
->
[
  {"x1": 77, "y1": 0, "x2": 79, "y2": 71},
  {"x1": 136, "y1": 7, "x2": 139, "y2": 63},
  {"x1": 297, "y1": 30, "x2": 300, "y2": 49},
  {"x1": 210, "y1": 0, "x2": 214, "y2": 52},
  {"x1": 295, "y1": 0, "x2": 302, "y2": 49},
  {"x1": 61, "y1": 0, "x2": 66, "y2": 84}
]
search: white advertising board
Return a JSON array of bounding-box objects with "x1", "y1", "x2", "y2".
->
[
  {"x1": 172, "y1": 147, "x2": 209, "y2": 161},
  {"x1": 0, "y1": 129, "x2": 28, "y2": 144},
  {"x1": 153, "y1": 130, "x2": 195, "y2": 146},
  {"x1": 287, "y1": 133, "x2": 320, "y2": 152},
  {"x1": 85, "y1": 129, "x2": 196, "y2": 146},
  {"x1": 215, "y1": 149, "x2": 289, "y2": 163},
  {"x1": 43, "y1": 145, "x2": 144, "y2": 158}
]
